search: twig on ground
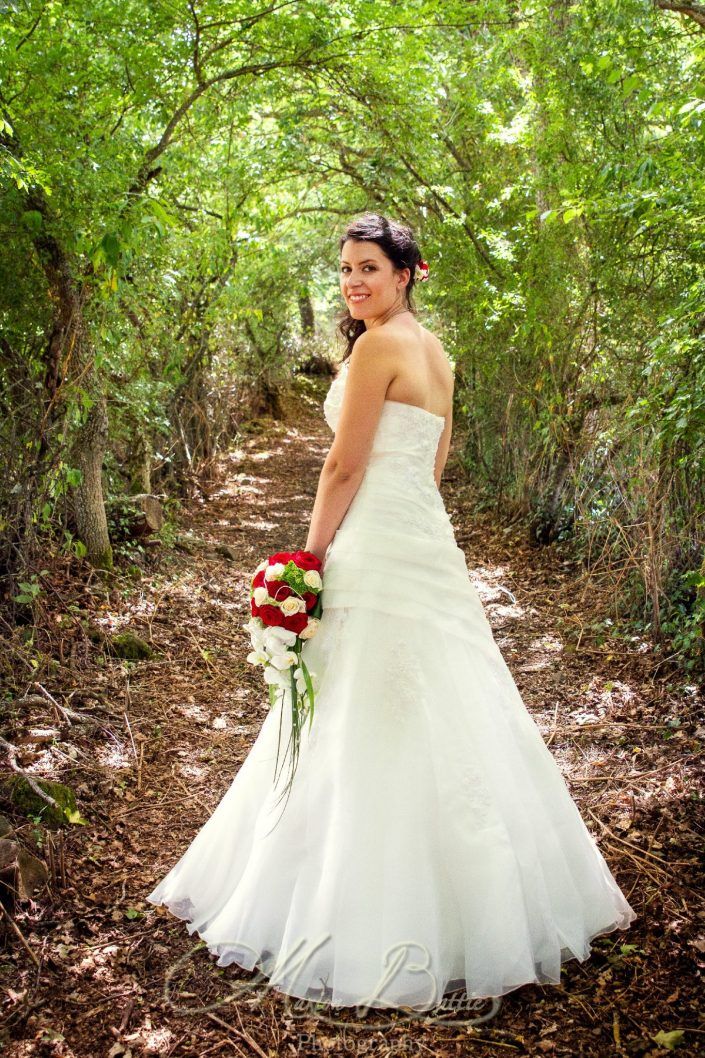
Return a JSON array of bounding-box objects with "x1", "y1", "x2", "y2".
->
[
  {"x1": 0, "y1": 902, "x2": 41, "y2": 968},
  {"x1": 0, "y1": 733, "x2": 59, "y2": 809}
]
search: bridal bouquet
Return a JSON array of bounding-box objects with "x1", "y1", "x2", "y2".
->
[{"x1": 243, "y1": 549, "x2": 323, "y2": 807}]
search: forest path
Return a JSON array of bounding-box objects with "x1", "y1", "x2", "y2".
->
[{"x1": 7, "y1": 372, "x2": 701, "y2": 1057}]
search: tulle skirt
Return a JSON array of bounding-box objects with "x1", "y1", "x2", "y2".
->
[{"x1": 146, "y1": 523, "x2": 637, "y2": 1010}]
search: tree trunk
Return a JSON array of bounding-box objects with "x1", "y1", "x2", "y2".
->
[
  {"x1": 298, "y1": 288, "x2": 315, "y2": 337},
  {"x1": 71, "y1": 395, "x2": 113, "y2": 570},
  {"x1": 132, "y1": 429, "x2": 153, "y2": 494},
  {"x1": 698, "y1": 550, "x2": 705, "y2": 662},
  {"x1": 106, "y1": 494, "x2": 163, "y2": 539}
]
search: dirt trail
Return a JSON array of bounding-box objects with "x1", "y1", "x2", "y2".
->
[{"x1": 4, "y1": 372, "x2": 702, "y2": 1057}]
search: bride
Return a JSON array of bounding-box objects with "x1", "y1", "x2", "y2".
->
[{"x1": 147, "y1": 211, "x2": 637, "y2": 1012}]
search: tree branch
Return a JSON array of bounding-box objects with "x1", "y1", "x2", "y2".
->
[{"x1": 654, "y1": 1, "x2": 705, "y2": 30}]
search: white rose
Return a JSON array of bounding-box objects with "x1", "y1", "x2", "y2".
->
[
  {"x1": 265, "y1": 562, "x2": 286, "y2": 581},
  {"x1": 303, "y1": 569, "x2": 322, "y2": 590},
  {"x1": 279, "y1": 596, "x2": 306, "y2": 616},
  {"x1": 299, "y1": 618, "x2": 320, "y2": 640},
  {"x1": 253, "y1": 586, "x2": 269, "y2": 606},
  {"x1": 255, "y1": 559, "x2": 268, "y2": 575}
]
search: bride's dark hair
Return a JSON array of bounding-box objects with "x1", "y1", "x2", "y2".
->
[{"x1": 336, "y1": 212, "x2": 425, "y2": 360}]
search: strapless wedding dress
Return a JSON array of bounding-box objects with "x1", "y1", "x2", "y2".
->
[{"x1": 146, "y1": 359, "x2": 636, "y2": 1011}]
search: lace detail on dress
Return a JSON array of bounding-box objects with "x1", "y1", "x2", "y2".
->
[
  {"x1": 442, "y1": 733, "x2": 494, "y2": 826},
  {"x1": 319, "y1": 607, "x2": 352, "y2": 660},
  {"x1": 322, "y1": 361, "x2": 456, "y2": 545},
  {"x1": 381, "y1": 636, "x2": 429, "y2": 726},
  {"x1": 304, "y1": 607, "x2": 354, "y2": 751},
  {"x1": 401, "y1": 502, "x2": 456, "y2": 544},
  {"x1": 363, "y1": 453, "x2": 456, "y2": 543}
]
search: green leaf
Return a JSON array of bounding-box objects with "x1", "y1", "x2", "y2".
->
[
  {"x1": 622, "y1": 74, "x2": 642, "y2": 99},
  {"x1": 146, "y1": 199, "x2": 179, "y2": 229},
  {"x1": 63, "y1": 807, "x2": 88, "y2": 825},
  {"x1": 651, "y1": 1030, "x2": 685, "y2": 1050},
  {"x1": 101, "y1": 232, "x2": 121, "y2": 267},
  {"x1": 21, "y1": 210, "x2": 43, "y2": 233}
]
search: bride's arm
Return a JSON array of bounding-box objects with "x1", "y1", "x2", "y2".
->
[
  {"x1": 304, "y1": 457, "x2": 365, "y2": 564},
  {"x1": 434, "y1": 404, "x2": 453, "y2": 489},
  {"x1": 305, "y1": 332, "x2": 399, "y2": 564},
  {"x1": 433, "y1": 348, "x2": 455, "y2": 489}
]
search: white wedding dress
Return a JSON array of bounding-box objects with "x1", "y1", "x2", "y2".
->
[{"x1": 146, "y1": 359, "x2": 637, "y2": 1010}]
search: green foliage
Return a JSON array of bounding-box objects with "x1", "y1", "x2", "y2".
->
[
  {"x1": 13, "y1": 574, "x2": 44, "y2": 606},
  {"x1": 8, "y1": 776, "x2": 87, "y2": 828},
  {"x1": 0, "y1": 0, "x2": 703, "y2": 668},
  {"x1": 110, "y1": 631, "x2": 154, "y2": 661}
]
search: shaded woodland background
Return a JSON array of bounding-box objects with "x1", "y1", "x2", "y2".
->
[
  {"x1": 1, "y1": 0, "x2": 704, "y2": 669},
  {"x1": 1, "y1": 2, "x2": 704, "y2": 1054}
]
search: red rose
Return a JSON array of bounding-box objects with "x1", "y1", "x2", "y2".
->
[
  {"x1": 293, "y1": 550, "x2": 322, "y2": 571},
  {"x1": 268, "y1": 582, "x2": 293, "y2": 602},
  {"x1": 268, "y1": 551, "x2": 295, "y2": 564},
  {"x1": 251, "y1": 568, "x2": 267, "y2": 590},
  {"x1": 282, "y1": 611, "x2": 309, "y2": 634},
  {"x1": 258, "y1": 604, "x2": 285, "y2": 627},
  {"x1": 303, "y1": 591, "x2": 318, "y2": 610}
]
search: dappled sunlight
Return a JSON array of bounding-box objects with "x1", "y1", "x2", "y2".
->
[
  {"x1": 469, "y1": 565, "x2": 526, "y2": 616},
  {"x1": 514, "y1": 633, "x2": 566, "y2": 672},
  {"x1": 236, "y1": 516, "x2": 281, "y2": 531},
  {"x1": 177, "y1": 761, "x2": 208, "y2": 780},
  {"x1": 280, "y1": 428, "x2": 323, "y2": 450},
  {"x1": 89, "y1": 569, "x2": 210, "y2": 637},
  {"x1": 71, "y1": 943, "x2": 120, "y2": 982},
  {"x1": 229, "y1": 481, "x2": 270, "y2": 497},
  {"x1": 124, "y1": 1024, "x2": 176, "y2": 1054},
  {"x1": 95, "y1": 744, "x2": 132, "y2": 771},
  {"x1": 5, "y1": 383, "x2": 699, "y2": 1057},
  {"x1": 174, "y1": 701, "x2": 211, "y2": 725},
  {"x1": 530, "y1": 633, "x2": 563, "y2": 653},
  {"x1": 489, "y1": 600, "x2": 526, "y2": 622}
]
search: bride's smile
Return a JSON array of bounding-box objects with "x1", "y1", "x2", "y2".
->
[{"x1": 340, "y1": 238, "x2": 411, "y2": 329}]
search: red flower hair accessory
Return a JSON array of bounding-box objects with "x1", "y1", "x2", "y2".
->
[{"x1": 415, "y1": 259, "x2": 430, "y2": 282}]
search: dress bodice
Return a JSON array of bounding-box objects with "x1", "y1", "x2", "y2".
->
[
  {"x1": 323, "y1": 359, "x2": 445, "y2": 469},
  {"x1": 322, "y1": 359, "x2": 456, "y2": 544}
]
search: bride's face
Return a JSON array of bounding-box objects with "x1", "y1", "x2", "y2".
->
[{"x1": 339, "y1": 239, "x2": 409, "y2": 319}]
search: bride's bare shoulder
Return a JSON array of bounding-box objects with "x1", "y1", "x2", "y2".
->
[{"x1": 419, "y1": 325, "x2": 453, "y2": 372}]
